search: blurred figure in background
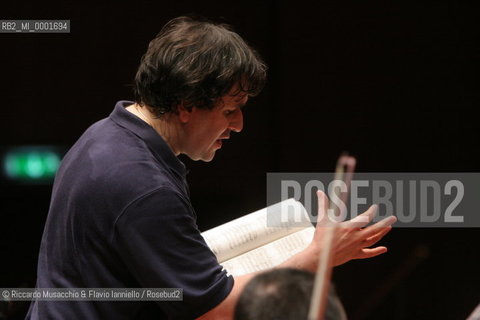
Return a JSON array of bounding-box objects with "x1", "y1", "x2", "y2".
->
[{"x1": 235, "y1": 268, "x2": 347, "y2": 320}]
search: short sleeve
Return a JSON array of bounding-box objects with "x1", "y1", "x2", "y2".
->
[{"x1": 112, "y1": 187, "x2": 234, "y2": 319}]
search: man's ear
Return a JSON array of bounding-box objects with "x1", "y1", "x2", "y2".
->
[{"x1": 177, "y1": 102, "x2": 192, "y2": 124}]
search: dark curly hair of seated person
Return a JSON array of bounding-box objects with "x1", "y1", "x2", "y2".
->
[{"x1": 133, "y1": 16, "x2": 267, "y2": 117}]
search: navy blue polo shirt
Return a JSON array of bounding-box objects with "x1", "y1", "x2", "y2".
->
[{"x1": 26, "y1": 101, "x2": 233, "y2": 319}]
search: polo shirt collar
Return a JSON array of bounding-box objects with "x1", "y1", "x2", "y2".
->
[{"x1": 109, "y1": 100, "x2": 187, "y2": 178}]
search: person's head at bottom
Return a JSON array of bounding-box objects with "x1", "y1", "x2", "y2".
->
[{"x1": 234, "y1": 268, "x2": 347, "y2": 320}]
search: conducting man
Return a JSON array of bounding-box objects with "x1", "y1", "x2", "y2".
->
[{"x1": 27, "y1": 16, "x2": 395, "y2": 319}]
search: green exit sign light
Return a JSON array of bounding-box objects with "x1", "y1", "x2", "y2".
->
[{"x1": 2, "y1": 146, "x2": 64, "y2": 183}]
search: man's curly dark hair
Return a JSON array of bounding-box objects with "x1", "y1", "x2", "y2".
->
[{"x1": 133, "y1": 16, "x2": 267, "y2": 117}]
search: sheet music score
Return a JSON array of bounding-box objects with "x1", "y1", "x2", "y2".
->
[{"x1": 202, "y1": 199, "x2": 309, "y2": 264}]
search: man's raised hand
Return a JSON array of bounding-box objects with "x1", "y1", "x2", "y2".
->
[{"x1": 311, "y1": 190, "x2": 397, "y2": 267}]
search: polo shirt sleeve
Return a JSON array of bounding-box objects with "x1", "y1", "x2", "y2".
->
[{"x1": 112, "y1": 187, "x2": 234, "y2": 319}]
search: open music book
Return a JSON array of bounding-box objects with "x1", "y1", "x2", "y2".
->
[{"x1": 201, "y1": 199, "x2": 315, "y2": 276}]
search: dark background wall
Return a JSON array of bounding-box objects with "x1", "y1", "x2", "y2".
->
[{"x1": 0, "y1": 1, "x2": 479, "y2": 319}]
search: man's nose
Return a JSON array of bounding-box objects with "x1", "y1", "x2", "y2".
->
[{"x1": 229, "y1": 109, "x2": 244, "y2": 133}]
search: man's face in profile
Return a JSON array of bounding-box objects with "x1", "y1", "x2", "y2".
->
[{"x1": 182, "y1": 86, "x2": 248, "y2": 162}]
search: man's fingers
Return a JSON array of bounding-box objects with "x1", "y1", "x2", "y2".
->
[
  {"x1": 362, "y1": 215, "x2": 397, "y2": 238},
  {"x1": 359, "y1": 246, "x2": 388, "y2": 259},
  {"x1": 347, "y1": 204, "x2": 378, "y2": 228},
  {"x1": 363, "y1": 226, "x2": 392, "y2": 247}
]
